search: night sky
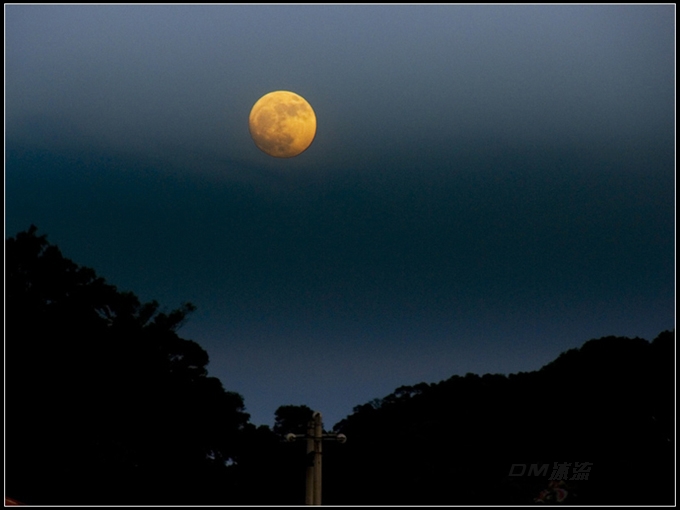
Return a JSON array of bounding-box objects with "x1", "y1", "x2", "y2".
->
[{"x1": 5, "y1": 5, "x2": 675, "y2": 428}]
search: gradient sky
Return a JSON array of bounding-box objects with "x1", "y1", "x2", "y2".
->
[{"x1": 5, "y1": 5, "x2": 675, "y2": 428}]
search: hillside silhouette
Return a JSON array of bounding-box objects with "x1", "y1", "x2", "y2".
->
[
  {"x1": 322, "y1": 331, "x2": 674, "y2": 504},
  {"x1": 5, "y1": 226, "x2": 674, "y2": 505}
]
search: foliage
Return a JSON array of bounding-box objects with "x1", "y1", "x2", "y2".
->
[
  {"x1": 6, "y1": 226, "x2": 249, "y2": 505},
  {"x1": 273, "y1": 404, "x2": 314, "y2": 436},
  {"x1": 325, "y1": 331, "x2": 675, "y2": 505},
  {"x1": 6, "y1": 226, "x2": 674, "y2": 505}
]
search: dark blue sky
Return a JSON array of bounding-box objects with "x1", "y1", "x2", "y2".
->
[{"x1": 5, "y1": 5, "x2": 675, "y2": 428}]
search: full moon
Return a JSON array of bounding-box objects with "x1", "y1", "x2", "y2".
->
[{"x1": 248, "y1": 91, "x2": 317, "y2": 158}]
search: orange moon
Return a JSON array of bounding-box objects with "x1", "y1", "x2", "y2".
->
[{"x1": 248, "y1": 91, "x2": 317, "y2": 158}]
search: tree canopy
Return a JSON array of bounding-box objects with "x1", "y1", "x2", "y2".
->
[
  {"x1": 326, "y1": 331, "x2": 675, "y2": 505},
  {"x1": 6, "y1": 226, "x2": 674, "y2": 505},
  {"x1": 6, "y1": 226, "x2": 250, "y2": 504}
]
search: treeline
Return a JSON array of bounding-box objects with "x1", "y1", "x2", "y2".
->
[
  {"x1": 5, "y1": 227, "x2": 674, "y2": 505},
  {"x1": 6, "y1": 226, "x2": 250, "y2": 504},
  {"x1": 326, "y1": 330, "x2": 674, "y2": 504}
]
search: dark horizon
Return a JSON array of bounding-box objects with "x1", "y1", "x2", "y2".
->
[{"x1": 6, "y1": 226, "x2": 675, "y2": 504}]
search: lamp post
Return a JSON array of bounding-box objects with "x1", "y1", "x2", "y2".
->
[{"x1": 285, "y1": 411, "x2": 347, "y2": 505}]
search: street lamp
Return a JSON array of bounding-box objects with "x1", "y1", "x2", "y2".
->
[{"x1": 285, "y1": 411, "x2": 347, "y2": 505}]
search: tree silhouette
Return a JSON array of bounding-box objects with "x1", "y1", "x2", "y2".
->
[
  {"x1": 326, "y1": 331, "x2": 675, "y2": 505},
  {"x1": 273, "y1": 404, "x2": 315, "y2": 436},
  {"x1": 6, "y1": 226, "x2": 250, "y2": 504},
  {"x1": 7, "y1": 227, "x2": 673, "y2": 505}
]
